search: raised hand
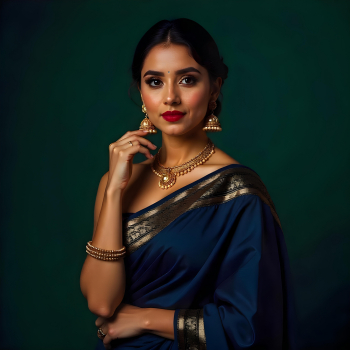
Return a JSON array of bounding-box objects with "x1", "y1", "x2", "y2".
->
[{"x1": 106, "y1": 130, "x2": 157, "y2": 192}]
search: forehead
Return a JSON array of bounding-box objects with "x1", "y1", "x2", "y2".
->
[{"x1": 141, "y1": 43, "x2": 202, "y2": 73}]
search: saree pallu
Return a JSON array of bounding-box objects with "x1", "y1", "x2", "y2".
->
[{"x1": 95, "y1": 164, "x2": 296, "y2": 350}]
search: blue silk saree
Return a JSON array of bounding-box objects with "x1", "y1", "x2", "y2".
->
[{"x1": 95, "y1": 164, "x2": 296, "y2": 350}]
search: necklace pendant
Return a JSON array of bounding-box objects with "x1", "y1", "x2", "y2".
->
[
  {"x1": 152, "y1": 139, "x2": 215, "y2": 190},
  {"x1": 159, "y1": 170, "x2": 176, "y2": 189}
]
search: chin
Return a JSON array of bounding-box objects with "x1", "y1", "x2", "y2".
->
[
  {"x1": 162, "y1": 126, "x2": 186, "y2": 135},
  {"x1": 165, "y1": 124, "x2": 202, "y2": 136}
]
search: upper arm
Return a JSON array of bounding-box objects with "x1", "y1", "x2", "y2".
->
[{"x1": 92, "y1": 171, "x2": 109, "y2": 240}]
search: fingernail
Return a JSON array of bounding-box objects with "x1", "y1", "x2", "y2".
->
[
  {"x1": 153, "y1": 144, "x2": 157, "y2": 148},
  {"x1": 151, "y1": 154, "x2": 154, "y2": 158},
  {"x1": 142, "y1": 130, "x2": 148, "y2": 133}
]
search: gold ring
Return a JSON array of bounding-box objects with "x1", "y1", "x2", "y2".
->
[
  {"x1": 128, "y1": 141, "x2": 133, "y2": 146},
  {"x1": 97, "y1": 327, "x2": 106, "y2": 339}
]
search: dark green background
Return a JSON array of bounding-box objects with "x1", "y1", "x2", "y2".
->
[{"x1": 1, "y1": 0, "x2": 349, "y2": 349}]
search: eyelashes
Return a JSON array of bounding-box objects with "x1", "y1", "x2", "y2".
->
[
  {"x1": 145, "y1": 75, "x2": 198, "y2": 87},
  {"x1": 180, "y1": 76, "x2": 198, "y2": 85},
  {"x1": 145, "y1": 78, "x2": 162, "y2": 87}
]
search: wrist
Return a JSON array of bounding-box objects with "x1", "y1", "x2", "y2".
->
[
  {"x1": 105, "y1": 186, "x2": 123, "y2": 198},
  {"x1": 141, "y1": 307, "x2": 175, "y2": 340},
  {"x1": 142, "y1": 308, "x2": 153, "y2": 332}
]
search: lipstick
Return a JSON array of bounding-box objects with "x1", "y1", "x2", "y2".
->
[{"x1": 161, "y1": 110, "x2": 185, "y2": 122}]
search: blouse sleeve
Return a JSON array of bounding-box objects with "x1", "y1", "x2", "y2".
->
[{"x1": 172, "y1": 195, "x2": 296, "y2": 350}]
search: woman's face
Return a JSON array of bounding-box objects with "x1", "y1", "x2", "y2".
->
[{"x1": 140, "y1": 43, "x2": 221, "y2": 135}]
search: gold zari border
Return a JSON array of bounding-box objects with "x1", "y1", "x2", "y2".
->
[
  {"x1": 177, "y1": 309, "x2": 206, "y2": 350},
  {"x1": 122, "y1": 166, "x2": 281, "y2": 255}
]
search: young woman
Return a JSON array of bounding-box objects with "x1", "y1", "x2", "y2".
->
[{"x1": 80, "y1": 18, "x2": 295, "y2": 350}]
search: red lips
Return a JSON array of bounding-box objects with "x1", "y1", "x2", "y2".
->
[
  {"x1": 161, "y1": 110, "x2": 185, "y2": 116},
  {"x1": 161, "y1": 110, "x2": 185, "y2": 122}
]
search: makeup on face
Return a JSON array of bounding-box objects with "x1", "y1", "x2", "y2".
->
[
  {"x1": 143, "y1": 67, "x2": 201, "y2": 78},
  {"x1": 140, "y1": 44, "x2": 212, "y2": 131},
  {"x1": 143, "y1": 67, "x2": 201, "y2": 89},
  {"x1": 161, "y1": 110, "x2": 186, "y2": 122}
]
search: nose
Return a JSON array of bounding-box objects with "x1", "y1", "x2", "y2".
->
[{"x1": 164, "y1": 83, "x2": 180, "y2": 106}]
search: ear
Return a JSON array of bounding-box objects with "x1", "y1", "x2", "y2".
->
[{"x1": 210, "y1": 77, "x2": 222, "y2": 101}]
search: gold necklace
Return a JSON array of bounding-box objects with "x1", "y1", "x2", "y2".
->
[{"x1": 151, "y1": 139, "x2": 215, "y2": 189}]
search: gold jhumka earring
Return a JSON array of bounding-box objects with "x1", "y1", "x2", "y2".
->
[
  {"x1": 139, "y1": 100, "x2": 157, "y2": 133},
  {"x1": 203, "y1": 101, "x2": 222, "y2": 132}
]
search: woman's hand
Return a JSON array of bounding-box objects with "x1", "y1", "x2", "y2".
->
[
  {"x1": 95, "y1": 303, "x2": 148, "y2": 349},
  {"x1": 106, "y1": 130, "x2": 157, "y2": 192}
]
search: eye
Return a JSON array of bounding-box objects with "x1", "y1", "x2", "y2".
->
[
  {"x1": 179, "y1": 76, "x2": 197, "y2": 85},
  {"x1": 145, "y1": 78, "x2": 163, "y2": 87}
]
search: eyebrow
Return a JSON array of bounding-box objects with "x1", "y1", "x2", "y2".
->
[{"x1": 143, "y1": 67, "x2": 201, "y2": 78}]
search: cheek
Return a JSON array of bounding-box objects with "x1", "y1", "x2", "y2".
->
[
  {"x1": 183, "y1": 90, "x2": 208, "y2": 109},
  {"x1": 141, "y1": 88, "x2": 162, "y2": 111}
]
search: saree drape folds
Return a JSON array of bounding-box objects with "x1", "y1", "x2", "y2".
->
[{"x1": 95, "y1": 164, "x2": 295, "y2": 350}]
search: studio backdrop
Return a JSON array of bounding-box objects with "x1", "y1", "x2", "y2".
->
[{"x1": 1, "y1": 1, "x2": 349, "y2": 349}]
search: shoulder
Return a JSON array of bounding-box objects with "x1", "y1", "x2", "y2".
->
[
  {"x1": 207, "y1": 146, "x2": 240, "y2": 167},
  {"x1": 209, "y1": 166, "x2": 282, "y2": 228},
  {"x1": 97, "y1": 171, "x2": 109, "y2": 190},
  {"x1": 199, "y1": 166, "x2": 282, "y2": 228},
  {"x1": 101, "y1": 171, "x2": 109, "y2": 182}
]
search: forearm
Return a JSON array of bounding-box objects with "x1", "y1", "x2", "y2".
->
[
  {"x1": 143, "y1": 308, "x2": 175, "y2": 340},
  {"x1": 80, "y1": 189, "x2": 125, "y2": 317}
]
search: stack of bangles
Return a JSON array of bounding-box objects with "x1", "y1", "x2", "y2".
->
[{"x1": 86, "y1": 240, "x2": 126, "y2": 261}]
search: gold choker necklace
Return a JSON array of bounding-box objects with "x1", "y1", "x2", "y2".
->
[{"x1": 151, "y1": 139, "x2": 215, "y2": 189}]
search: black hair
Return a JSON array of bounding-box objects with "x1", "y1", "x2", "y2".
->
[{"x1": 129, "y1": 18, "x2": 228, "y2": 117}]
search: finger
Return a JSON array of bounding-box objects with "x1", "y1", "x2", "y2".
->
[
  {"x1": 119, "y1": 143, "x2": 154, "y2": 160},
  {"x1": 119, "y1": 139, "x2": 155, "y2": 154},
  {"x1": 119, "y1": 135, "x2": 157, "y2": 150},
  {"x1": 120, "y1": 139, "x2": 141, "y2": 149},
  {"x1": 103, "y1": 333, "x2": 113, "y2": 349},
  {"x1": 95, "y1": 317, "x2": 105, "y2": 328},
  {"x1": 118, "y1": 143, "x2": 154, "y2": 160},
  {"x1": 109, "y1": 130, "x2": 149, "y2": 150},
  {"x1": 118, "y1": 130, "x2": 149, "y2": 142}
]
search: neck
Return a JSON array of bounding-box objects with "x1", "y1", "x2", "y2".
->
[{"x1": 158, "y1": 126, "x2": 210, "y2": 167}]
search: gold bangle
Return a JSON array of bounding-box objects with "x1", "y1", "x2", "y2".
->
[
  {"x1": 86, "y1": 250, "x2": 122, "y2": 261},
  {"x1": 86, "y1": 245, "x2": 126, "y2": 257},
  {"x1": 86, "y1": 248, "x2": 126, "y2": 261},
  {"x1": 86, "y1": 241, "x2": 127, "y2": 261},
  {"x1": 87, "y1": 241, "x2": 126, "y2": 253}
]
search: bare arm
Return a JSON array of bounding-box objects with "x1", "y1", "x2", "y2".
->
[
  {"x1": 80, "y1": 129, "x2": 156, "y2": 318},
  {"x1": 80, "y1": 172, "x2": 125, "y2": 318}
]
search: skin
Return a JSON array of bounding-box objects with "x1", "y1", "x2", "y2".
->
[{"x1": 92, "y1": 43, "x2": 239, "y2": 348}]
